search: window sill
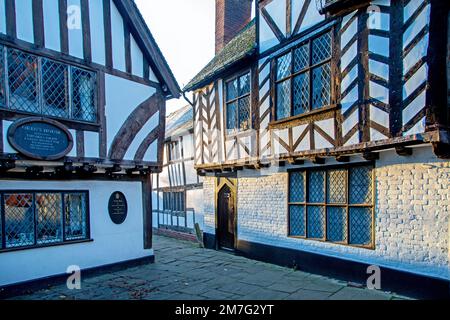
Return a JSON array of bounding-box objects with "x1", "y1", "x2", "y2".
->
[
  {"x1": 288, "y1": 235, "x2": 374, "y2": 250},
  {"x1": 269, "y1": 104, "x2": 339, "y2": 129},
  {"x1": 0, "y1": 108, "x2": 100, "y2": 131},
  {"x1": 0, "y1": 238, "x2": 94, "y2": 254},
  {"x1": 225, "y1": 129, "x2": 253, "y2": 138}
]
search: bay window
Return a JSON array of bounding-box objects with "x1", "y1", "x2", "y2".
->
[
  {"x1": 0, "y1": 191, "x2": 90, "y2": 251},
  {"x1": 275, "y1": 31, "x2": 332, "y2": 121},
  {"x1": 225, "y1": 72, "x2": 251, "y2": 133},
  {"x1": 288, "y1": 165, "x2": 374, "y2": 248},
  {"x1": 0, "y1": 45, "x2": 97, "y2": 123}
]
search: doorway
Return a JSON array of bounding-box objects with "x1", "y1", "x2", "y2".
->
[{"x1": 217, "y1": 184, "x2": 236, "y2": 250}]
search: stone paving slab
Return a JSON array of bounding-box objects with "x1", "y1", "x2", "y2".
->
[{"x1": 4, "y1": 235, "x2": 411, "y2": 300}]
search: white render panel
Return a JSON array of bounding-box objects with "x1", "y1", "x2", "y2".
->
[
  {"x1": 340, "y1": 18, "x2": 357, "y2": 49},
  {"x1": 0, "y1": 0, "x2": 5, "y2": 35},
  {"x1": 403, "y1": 90, "x2": 426, "y2": 125},
  {"x1": 340, "y1": 41, "x2": 357, "y2": 72},
  {"x1": 2, "y1": 120, "x2": 14, "y2": 154},
  {"x1": 110, "y1": 0, "x2": 126, "y2": 72},
  {"x1": 43, "y1": 0, "x2": 61, "y2": 52},
  {"x1": 342, "y1": 110, "x2": 359, "y2": 136},
  {"x1": 123, "y1": 111, "x2": 159, "y2": 161},
  {"x1": 186, "y1": 188, "x2": 204, "y2": 230},
  {"x1": 259, "y1": 14, "x2": 280, "y2": 53},
  {"x1": 131, "y1": 35, "x2": 144, "y2": 78},
  {"x1": 403, "y1": 4, "x2": 430, "y2": 49},
  {"x1": 403, "y1": 33, "x2": 429, "y2": 75},
  {"x1": 0, "y1": 180, "x2": 153, "y2": 287},
  {"x1": 403, "y1": 63, "x2": 428, "y2": 100},
  {"x1": 84, "y1": 131, "x2": 100, "y2": 159},
  {"x1": 370, "y1": 104, "x2": 389, "y2": 128},
  {"x1": 89, "y1": 0, "x2": 106, "y2": 65},
  {"x1": 105, "y1": 74, "x2": 156, "y2": 154},
  {"x1": 236, "y1": 147, "x2": 450, "y2": 280},
  {"x1": 15, "y1": 0, "x2": 34, "y2": 43},
  {"x1": 264, "y1": 0, "x2": 286, "y2": 36},
  {"x1": 68, "y1": 129, "x2": 77, "y2": 157},
  {"x1": 297, "y1": 1, "x2": 324, "y2": 34},
  {"x1": 370, "y1": 81, "x2": 389, "y2": 104},
  {"x1": 369, "y1": 59, "x2": 389, "y2": 81},
  {"x1": 67, "y1": 0, "x2": 84, "y2": 59},
  {"x1": 143, "y1": 140, "x2": 158, "y2": 162},
  {"x1": 369, "y1": 34, "x2": 390, "y2": 57}
]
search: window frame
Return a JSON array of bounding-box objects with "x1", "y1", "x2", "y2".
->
[
  {"x1": 0, "y1": 44, "x2": 99, "y2": 126},
  {"x1": 223, "y1": 70, "x2": 252, "y2": 135},
  {"x1": 162, "y1": 191, "x2": 186, "y2": 213},
  {"x1": 287, "y1": 163, "x2": 375, "y2": 250},
  {"x1": 0, "y1": 190, "x2": 91, "y2": 253},
  {"x1": 273, "y1": 28, "x2": 336, "y2": 123}
]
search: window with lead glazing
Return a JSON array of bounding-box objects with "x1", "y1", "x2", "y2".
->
[
  {"x1": 225, "y1": 72, "x2": 251, "y2": 134},
  {"x1": 163, "y1": 192, "x2": 185, "y2": 212},
  {"x1": 275, "y1": 31, "x2": 332, "y2": 121},
  {"x1": 288, "y1": 165, "x2": 374, "y2": 248},
  {"x1": 0, "y1": 45, "x2": 97, "y2": 123},
  {"x1": 0, "y1": 46, "x2": 5, "y2": 108},
  {"x1": 0, "y1": 191, "x2": 89, "y2": 251}
]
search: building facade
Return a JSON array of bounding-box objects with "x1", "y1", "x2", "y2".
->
[
  {"x1": 0, "y1": 0, "x2": 180, "y2": 287},
  {"x1": 184, "y1": 0, "x2": 449, "y2": 297},
  {"x1": 152, "y1": 105, "x2": 204, "y2": 240}
]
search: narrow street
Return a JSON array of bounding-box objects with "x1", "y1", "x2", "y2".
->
[{"x1": 8, "y1": 236, "x2": 408, "y2": 300}]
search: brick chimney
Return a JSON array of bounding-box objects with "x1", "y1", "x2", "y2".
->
[{"x1": 215, "y1": 0, "x2": 253, "y2": 54}]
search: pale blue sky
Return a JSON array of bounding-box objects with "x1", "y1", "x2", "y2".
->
[{"x1": 135, "y1": 0, "x2": 216, "y2": 113}]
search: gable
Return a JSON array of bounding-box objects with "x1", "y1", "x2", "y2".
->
[{"x1": 0, "y1": 0, "x2": 180, "y2": 98}]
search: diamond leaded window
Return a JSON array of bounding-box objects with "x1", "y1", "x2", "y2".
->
[
  {"x1": 225, "y1": 72, "x2": 251, "y2": 134},
  {"x1": 0, "y1": 191, "x2": 89, "y2": 251},
  {"x1": 275, "y1": 31, "x2": 332, "y2": 121},
  {"x1": 0, "y1": 45, "x2": 97, "y2": 123},
  {"x1": 288, "y1": 165, "x2": 374, "y2": 248}
]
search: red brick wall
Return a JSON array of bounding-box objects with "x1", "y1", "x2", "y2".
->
[{"x1": 215, "y1": 0, "x2": 252, "y2": 54}]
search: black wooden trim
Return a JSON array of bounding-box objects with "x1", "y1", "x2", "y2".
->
[
  {"x1": 0, "y1": 120, "x2": 3, "y2": 153},
  {"x1": 76, "y1": 130, "x2": 85, "y2": 158},
  {"x1": 80, "y1": 0, "x2": 92, "y2": 63},
  {"x1": 58, "y1": 0, "x2": 68, "y2": 55},
  {"x1": 143, "y1": 58, "x2": 150, "y2": 80},
  {"x1": 98, "y1": 71, "x2": 107, "y2": 158},
  {"x1": 425, "y1": 0, "x2": 448, "y2": 129},
  {"x1": 357, "y1": 9, "x2": 370, "y2": 143},
  {"x1": 234, "y1": 239, "x2": 449, "y2": 299},
  {"x1": 389, "y1": 1, "x2": 403, "y2": 137},
  {"x1": 103, "y1": 0, "x2": 113, "y2": 69},
  {"x1": 142, "y1": 173, "x2": 152, "y2": 249},
  {"x1": 5, "y1": 0, "x2": 16, "y2": 39},
  {"x1": 124, "y1": 24, "x2": 132, "y2": 74},
  {"x1": 32, "y1": 0, "x2": 45, "y2": 48},
  {"x1": 0, "y1": 36, "x2": 161, "y2": 88},
  {"x1": 0, "y1": 255, "x2": 155, "y2": 299}
]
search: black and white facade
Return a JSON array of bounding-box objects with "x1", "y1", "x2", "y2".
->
[
  {"x1": 0, "y1": 0, "x2": 180, "y2": 287},
  {"x1": 184, "y1": 0, "x2": 449, "y2": 297},
  {"x1": 152, "y1": 105, "x2": 204, "y2": 238}
]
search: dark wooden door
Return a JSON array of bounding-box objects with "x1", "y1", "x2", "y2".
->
[{"x1": 217, "y1": 185, "x2": 235, "y2": 250}]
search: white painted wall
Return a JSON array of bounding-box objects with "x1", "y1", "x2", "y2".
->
[
  {"x1": 84, "y1": 131, "x2": 100, "y2": 158},
  {"x1": 0, "y1": 180, "x2": 152, "y2": 287},
  {"x1": 225, "y1": 146, "x2": 450, "y2": 281},
  {"x1": 0, "y1": 0, "x2": 7, "y2": 35},
  {"x1": 110, "y1": 0, "x2": 126, "y2": 72},
  {"x1": 15, "y1": 0, "x2": 34, "y2": 43},
  {"x1": 43, "y1": 0, "x2": 61, "y2": 52},
  {"x1": 104, "y1": 73, "x2": 156, "y2": 155},
  {"x1": 89, "y1": 0, "x2": 106, "y2": 65},
  {"x1": 67, "y1": 0, "x2": 84, "y2": 59},
  {"x1": 131, "y1": 35, "x2": 144, "y2": 78}
]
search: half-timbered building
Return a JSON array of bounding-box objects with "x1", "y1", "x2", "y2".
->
[
  {"x1": 152, "y1": 105, "x2": 204, "y2": 240},
  {"x1": 0, "y1": 0, "x2": 180, "y2": 288},
  {"x1": 184, "y1": 0, "x2": 449, "y2": 297}
]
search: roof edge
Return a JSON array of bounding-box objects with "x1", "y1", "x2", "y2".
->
[{"x1": 114, "y1": 0, "x2": 181, "y2": 98}]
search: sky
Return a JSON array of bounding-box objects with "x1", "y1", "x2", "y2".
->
[{"x1": 135, "y1": 0, "x2": 216, "y2": 114}]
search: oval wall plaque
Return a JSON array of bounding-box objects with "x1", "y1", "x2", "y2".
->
[
  {"x1": 108, "y1": 192, "x2": 128, "y2": 225},
  {"x1": 7, "y1": 117, "x2": 73, "y2": 161}
]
